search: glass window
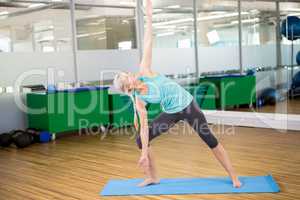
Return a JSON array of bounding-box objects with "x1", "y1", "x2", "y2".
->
[
  {"x1": 0, "y1": 1, "x2": 75, "y2": 87},
  {"x1": 151, "y1": 1, "x2": 195, "y2": 49},
  {"x1": 281, "y1": 1, "x2": 300, "y2": 116},
  {"x1": 197, "y1": 0, "x2": 240, "y2": 74},
  {"x1": 150, "y1": 0, "x2": 196, "y2": 76},
  {"x1": 197, "y1": 0, "x2": 240, "y2": 47},
  {"x1": 74, "y1": 1, "x2": 136, "y2": 50},
  {"x1": 0, "y1": 1, "x2": 72, "y2": 52}
]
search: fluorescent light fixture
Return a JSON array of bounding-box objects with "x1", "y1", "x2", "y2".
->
[
  {"x1": 288, "y1": 12, "x2": 300, "y2": 16},
  {"x1": 154, "y1": 25, "x2": 177, "y2": 29},
  {"x1": 86, "y1": 22, "x2": 101, "y2": 26},
  {"x1": 157, "y1": 32, "x2": 175, "y2": 37},
  {"x1": 231, "y1": 18, "x2": 259, "y2": 25},
  {"x1": 153, "y1": 12, "x2": 249, "y2": 27},
  {"x1": 36, "y1": 36, "x2": 55, "y2": 42},
  {"x1": 28, "y1": 3, "x2": 46, "y2": 8},
  {"x1": 209, "y1": 11, "x2": 227, "y2": 15},
  {"x1": 154, "y1": 9, "x2": 163, "y2": 12},
  {"x1": 282, "y1": 8, "x2": 300, "y2": 12},
  {"x1": 0, "y1": 11, "x2": 9, "y2": 16},
  {"x1": 97, "y1": 37, "x2": 107, "y2": 41},
  {"x1": 120, "y1": 1, "x2": 135, "y2": 6},
  {"x1": 6, "y1": 86, "x2": 13, "y2": 93},
  {"x1": 198, "y1": 12, "x2": 249, "y2": 21},
  {"x1": 77, "y1": 31, "x2": 106, "y2": 38},
  {"x1": 153, "y1": 18, "x2": 193, "y2": 27},
  {"x1": 52, "y1": 0, "x2": 63, "y2": 2},
  {"x1": 0, "y1": 87, "x2": 3, "y2": 94},
  {"x1": 166, "y1": 5, "x2": 181, "y2": 9}
]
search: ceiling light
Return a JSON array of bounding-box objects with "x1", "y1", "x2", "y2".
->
[
  {"x1": 154, "y1": 9, "x2": 163, "y2": 12},
  {"x1": 77, "y1": 31, "x2": 106, "y2": 38},
  {"x1": 97, "y1": 37, "x2": 107, "y2": 41},
  {"x1": 6, "y1": 86, "x2": 13, "y2": 93},
  {"x1": 153, "y1": 18, "x2": 193, "y2": 27},
  {"x1": 52, "y1": 0, "x2": 63, "y2": 2},
  {"x1": 28, "y1": 3, "x2": 46, "y2": 8},
  {"x1": 166, "y1": 5, "x2": 181, "y2": 9},
  {"x1": 153, "y1": 12, "x2": 249, "y2": 27},
  {"x1": 120, "y1": 1, "x2": 135, "y2": 6},
  {"x1": 157, "y1": 32, "x2": 175, "y2": 37},
  {"x1": 282, "y1": 8, "x2": 300, "y2": 12},
  {"x1": 0, "y1": 11, "x2": 9, "y2": 16},
  {"x1": 231, "y1": 18, "x2": 259, "y2": 25},
  {"x1": 198, "y1": 12, "x2": 249, "y2": 21}
]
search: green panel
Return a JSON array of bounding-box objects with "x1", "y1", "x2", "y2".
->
[
  {"x1": 199, "y1": 83, "x2": 217, "y2": 110},
  {"x1": 200, "y1": 75, "x2": 256, "y2": 110},
  {"x1": 220, "y1": 76, "x2": 256, "y2": 109},
  {"x1": 147, "y1": 103, "x2": 162, "y2": 122},
  {"x1": 26, "y1": 89, "x2": 110, "y2": 134},
  {"x1": 109, "y1": 94, "x2": 162, "y2": 128},
  {"x1": 184, "y1": 83, "x2": 216, "y2": 110},
  {"x1": 27, "y1": 93, "x2": 49, "y2": 130},
  {"x1": 109, "y1": 94, "x2": 134, "y2": 128}
]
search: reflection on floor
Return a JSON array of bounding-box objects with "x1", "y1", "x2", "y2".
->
[
  {"x1": 0, "y1": 125, "x2": 299, "y2": 200},
  {"x1": 229, "y1": 97, "x2": 300, "y2": 115}
]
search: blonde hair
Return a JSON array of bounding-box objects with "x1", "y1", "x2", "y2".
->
[
  {"x1": 113, "y1": 72, "x2": 138, "y2": 129},
  {"x1": 113, "y1": 72, "x2": 132, "y2": 94}
]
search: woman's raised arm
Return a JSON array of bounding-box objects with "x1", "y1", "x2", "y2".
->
[{"x1": 139, "y1": 0, "x2": 153, "y2": 74}]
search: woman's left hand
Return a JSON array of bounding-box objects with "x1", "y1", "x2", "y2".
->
[{"x1": 145, "y1": 0, "x2": 153, "y2": 17}]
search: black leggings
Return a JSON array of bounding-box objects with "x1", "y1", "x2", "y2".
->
[{"x1": 136, "y1": 99, "x2": 218, "y2": 149}]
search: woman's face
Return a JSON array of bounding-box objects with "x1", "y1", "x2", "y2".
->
[{"x1": 123, "y1": 73, "x2": 137, "y2": 94}]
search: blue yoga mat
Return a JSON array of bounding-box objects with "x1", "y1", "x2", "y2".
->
[{"x1": 101, "y1": 175, "x2": 280, "y2": 196}]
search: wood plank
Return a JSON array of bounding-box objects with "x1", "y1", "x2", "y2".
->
[{"x1": 0, "y1": 125, "x2": 299, "y2": 200}]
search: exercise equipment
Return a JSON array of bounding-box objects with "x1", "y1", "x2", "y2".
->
[
  {"x1": 11, "y1": 130, "x2": 34, "y2": 148},
  {"x1": 281, "y1": 16, "x2": 300, "y2": 40},
  {"x1": 296, "y1": 51, "x2": 300, "y2": 65},
  {"x1": 101, "y1": 175, "x2": 280, "y2": 196},
  {"x1": 257, "y1": 88, "x2": 280, "y2": 107},
  {"x1": 26, "y1": 128, "x2": 52, "y2": 143},
  {"x1": 246, "y1": 69, "x2": 256, "y2": 76},
  {"x1": 0, "y1": 133, "x2": 13, "y2": 147},
  {"x1": 292, "y1": 71, "x2": 300, "y2": 89},
  {"x1": 47, "y1": 84, "x2": 56, "y2": 94},
  {"x1": 290, "y1": 71, "x2": 300, "y2": 98},
  {"x1": 39, "y1": 131, "x2": 52, "y2": 143}
]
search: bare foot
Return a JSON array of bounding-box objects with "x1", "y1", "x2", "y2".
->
[
  {"x1": 138, "y1": 178, "x2": 160, "y2": 187},
  {"x1": 232, "y1": 178, "x2": 242, "y2": 188}
]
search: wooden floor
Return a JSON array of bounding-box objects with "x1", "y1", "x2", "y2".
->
[
  {"x1": 0, "y1": 124, "x2": 300, "y2": 200},
  {"x1": 230, "y1": 98, "x2": 300, "y2": 114}
]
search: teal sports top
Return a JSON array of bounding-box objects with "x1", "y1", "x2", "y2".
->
[{"x1": 134, "y1": 75, "x2": 193, "y2": 113}]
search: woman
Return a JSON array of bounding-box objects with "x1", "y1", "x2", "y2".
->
[{"x1": 113, "y1": 0, "x2": 241, "y2": 188}]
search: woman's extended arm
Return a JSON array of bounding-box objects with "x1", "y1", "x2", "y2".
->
[
  {"x1": 139, "y1": 0, "x2": 153, "y2": 74},
  {"x1": 135, "y1": 98, "x2": 149, "y2": 156}
]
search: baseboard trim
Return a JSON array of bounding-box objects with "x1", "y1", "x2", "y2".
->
[{"x1": 203, "y1": 110, "x2": 300, "y2": 131}]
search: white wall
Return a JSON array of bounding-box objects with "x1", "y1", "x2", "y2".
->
[
  {"x1": 152, "y1": 48, "x2": 196, "y2": 74},
  {"x1": 198, "y1": 46, "x2": 240, "y2": 73},
  {"x1": 0, "y1": 94, "x2": 26, "y2": 133},
  {"x1": 77, "y1": 50, "x2": 140, "y2": 82},
  {"x1": 0, "y1": 52, "x2": 75, "y2": 87}
]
